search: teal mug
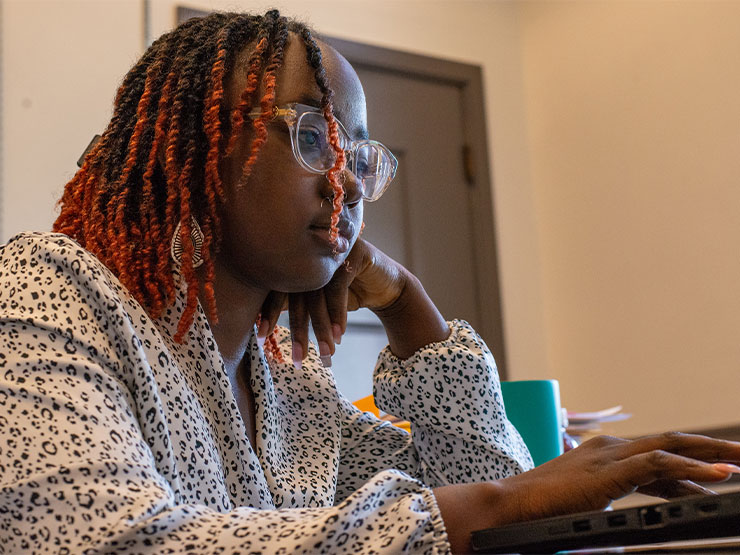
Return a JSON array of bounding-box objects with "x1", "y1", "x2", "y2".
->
[{"x1": 500, "y1": 379, "x2": 564, "y2": 466}]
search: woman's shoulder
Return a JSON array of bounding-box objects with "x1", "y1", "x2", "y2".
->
[
  {"x1": 4, "y1": 230, "x2": 81, "y2": 247},
  {"x1": 2, "y1": 231, "x2": 106, "y2": 271},
  {"x1": 1, "y1": 230, "x2": 128, "y2": 307}
]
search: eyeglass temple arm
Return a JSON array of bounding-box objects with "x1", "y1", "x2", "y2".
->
[{"x1": 246, "y1": 106, "x2": 295, "y2": 120}]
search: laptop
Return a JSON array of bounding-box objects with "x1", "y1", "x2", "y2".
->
[{"x1": 470, "y1": 489, "x2": 740, "y2": 553}]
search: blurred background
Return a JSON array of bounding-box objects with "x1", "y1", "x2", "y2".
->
[{"x1": 2, "y1": 0, "x2": 739, "y2": 439}]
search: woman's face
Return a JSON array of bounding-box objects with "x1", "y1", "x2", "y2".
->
[{"x1": 218, "y1": 36, "x2": 368, "y2": 294}]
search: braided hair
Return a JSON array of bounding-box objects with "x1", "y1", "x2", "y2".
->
[{"x1": 53, "y1": 11, "x2": 346, "y2": 350}]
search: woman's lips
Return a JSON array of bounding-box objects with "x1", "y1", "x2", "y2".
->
[{"x1": 309, "y1": 221, "x2": 353, "y2": 254}]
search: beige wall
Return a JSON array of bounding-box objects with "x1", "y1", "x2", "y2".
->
[
  {"x1": 3, "y1": 0, "x2": 740, "y2": 436},
  {"x1": 1, "y1": 0, "x2": 141, "y2": 236},
  {"x1": 520, "y1": 1, "x2": 740, "y2": 435}
]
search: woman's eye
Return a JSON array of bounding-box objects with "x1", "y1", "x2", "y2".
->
[
  {"x1": 299, "y1": 128, "x2": 324, "y2": 149},
  {"x1": 355, "y1": 159, "x2": 370, "y2": 176}
]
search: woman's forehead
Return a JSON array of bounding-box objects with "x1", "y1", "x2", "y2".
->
[
  {"x1": 316, "y1": 40, "x2": 368, "y2": 135},
  {"x1": 278, "y1": 36, "x2": 366, "y2": 128},
  {"x1": 227, "y1": 34, "x2": 367, "y2": 135}
]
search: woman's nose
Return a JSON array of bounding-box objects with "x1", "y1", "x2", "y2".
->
[{"x1": 340, "y1": 168, "x2": 364, "y2": 206}]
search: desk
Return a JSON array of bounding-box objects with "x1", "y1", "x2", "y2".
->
[{"x1": 566, "y1": 537, "x2": 740, "y2": 553}]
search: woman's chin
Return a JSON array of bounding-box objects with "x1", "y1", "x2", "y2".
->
[{"x1": 280, "y1": 260, "x2": 344, "y2": 293}]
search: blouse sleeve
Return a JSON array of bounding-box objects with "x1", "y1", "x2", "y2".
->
[
  {"x1": 335, "y1": 320, "x2": 533, "y2": 499},
  {"x1": 0, "y1": 233, "x2": 451, "y2": 554}
]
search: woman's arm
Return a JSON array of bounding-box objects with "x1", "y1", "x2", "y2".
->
[
  {"x1": 435, "y1": 433, "x2": 740, "y2": 552},
  {"x1": 332, "y1": 320, "x2": 534, "y2": 501},
  {"x1": 266, "y1": 237, "x2": 740, "y2": 554},
  {"x1": 259, "y1": 238, "x2": 449, "y2": 363},
  {"x1": 266, "y1": 239, "x2": 532, "y2": 495}
]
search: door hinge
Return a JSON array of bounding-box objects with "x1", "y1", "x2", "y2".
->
[{"x1": 462, "y1": 144, "x2": 475, "y2": 186}]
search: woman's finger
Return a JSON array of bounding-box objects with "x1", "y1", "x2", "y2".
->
[
  {"x1": 619, "y1": 432, "x2": 740, "y2": 463},
  {"x1": 618, "y1": 450, "x2": 740, "y2": 491},
  {"x1": 288, "y1": 293, "x2": 309, "y2": 369},
  {"x1": 636, "y1": 479, "x2": 716, "y2": 500},
  {"x1": 323, "y1": 262, "x2": 352, "y2": 342},
  {"x1": 259, "y1": 291, "x2": 287, "y2": 341},
  {"x1": 305, "y1": 289, "x2": 335, "y2": 367}
]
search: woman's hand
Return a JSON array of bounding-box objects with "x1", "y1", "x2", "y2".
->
[
  {"x1": 434, "y1": 432, "x2": 740, "y2": 553},
  {"x1": 257, "y1": 238, "x2": 450, "y2": 366}
]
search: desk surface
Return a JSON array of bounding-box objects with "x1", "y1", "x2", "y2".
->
[{"x1": 565, "y1": 536, "x2": 740, "y2": 553}]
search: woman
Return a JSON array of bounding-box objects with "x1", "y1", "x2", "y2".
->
[{"x1": 2, "y1": 11, "x2": 739, "y2": 554}]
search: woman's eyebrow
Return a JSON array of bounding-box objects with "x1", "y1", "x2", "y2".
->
[
  {"x1": 292, "y1": 96, "x2": 369, "y2": 140},
  {"x1": 354, "y1": 126, "x2": 370, "y2": 140}
]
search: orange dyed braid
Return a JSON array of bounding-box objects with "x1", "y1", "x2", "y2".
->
[
  {"x1": 255, "y1": 314, "x2": 283, "y2": 362},
  {"x1": 79, "y1": 172, "x2": 105, "y2": 262},
  {"x1": 245, "y1": 16, "x2": 289, "y2": 361},
  {"x1": 226, "y1": 36, "x2": 269, "y2": 158},
  {"x1": 144, "y1": 69, "x2": 179, "y2": 315},
  {"x1": 323, "y1": 104, "x2": 347, "y2": 245},
  {"x1": 173, "y1": 141, "x2": 199, "y2": 343},
  {"x1": 134, "y1": 61, "x2": 181, "y2": 315},
  {"x1": 297, "y1": 26, "x2": 347, "y2": 246},
  {"x1": 55, "y1": 138, "x2": 105, "y2": 240},
  {"x1": 237, "y1": 72, "x2": 275, "y2": 189},
  {"x1": 265, "y1": 332, "x2": 283, "y2": 362},
  {"x1": 201, "y1": 32, "x2": 230, "y2": 322},
  {"x1": 108, "y1": 65, "x2": 159, "y2": 304},
  {"x1": 236, "y1": 14, "x2": 288, "y2": 189}
]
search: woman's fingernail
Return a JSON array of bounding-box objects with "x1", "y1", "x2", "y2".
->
[
  {"x1": 319, "y1": 341, "x2": 332, "y2": 367},
  {"x1": 258, "y1": 319, "x2": 270, "y2": 339},
  {"x1": 332, "y1": 324, "x2": 342, "y2": 345},
  {"x1": 713, "y1": 463, "x2": 740, "y2": 473},
  {"x1": 292, "y1": 342, "x2": 303, "y2": 370}
]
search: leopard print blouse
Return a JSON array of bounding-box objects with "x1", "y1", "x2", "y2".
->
[{"x1": 0, "y1": 232, "x2": 533, "y2": 554}]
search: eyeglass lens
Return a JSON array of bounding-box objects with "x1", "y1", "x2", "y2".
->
[
  {"x1": 296, "y1": 112, "x2": 335, "y2": 171},
  {"x1": 296, "y1": 111, "x2": 392, "y2": 200}
]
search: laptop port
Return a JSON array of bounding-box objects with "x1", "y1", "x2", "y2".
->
[
  {"x1": 573, "y1": 519, "x2": 592, "y2": 532},
  {"x1": 607, "y1": 513, "x2": 627, "y2": 527},
  {"x1": 697, "y1": 502, "x2": 719, "y2": 514},
  {"x1": 640, "y1": 506, "x2": 663, "y2": 527},
  {"x1": 668, "y1": 506, "x2": 682, "y2": 518}
]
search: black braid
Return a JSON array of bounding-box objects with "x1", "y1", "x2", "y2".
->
[{"x1": 296, "y1": 26, "x2": 335, "y2": 111}]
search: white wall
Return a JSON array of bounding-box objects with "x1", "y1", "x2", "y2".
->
[
  {"x1": 4, "y1": 0, "x2": 740, "y2": 437},
  {"x1": 520, "y1": 1, "x2": 740, "y2": 435},
  {"x1": 1, "y1": 0, "x2": 141, "y2": 237}
]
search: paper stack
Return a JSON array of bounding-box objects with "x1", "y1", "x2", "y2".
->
[{"x1": 563, "y1": 405, "x2": 632, "y2": 448}]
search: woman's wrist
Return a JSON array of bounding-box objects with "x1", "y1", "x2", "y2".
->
[
  {"x1": 434, "y1": 481, "x2": 518, "y2": 554},
  {"x1": 371, "y1": 271, "x2": 450, "y2": 359}
]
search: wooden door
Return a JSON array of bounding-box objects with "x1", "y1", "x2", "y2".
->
[{"x1": 324, "y1": 38, "x2": 507, "y2": 401}]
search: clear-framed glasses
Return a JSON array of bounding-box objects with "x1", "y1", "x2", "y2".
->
[{"x1": 248, "y1": 103, "x2": 398, "y2": 202}]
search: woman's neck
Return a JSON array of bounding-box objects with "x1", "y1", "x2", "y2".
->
[{"x1": 199, "y1": 258, "x2": 268, "y2": 370}]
